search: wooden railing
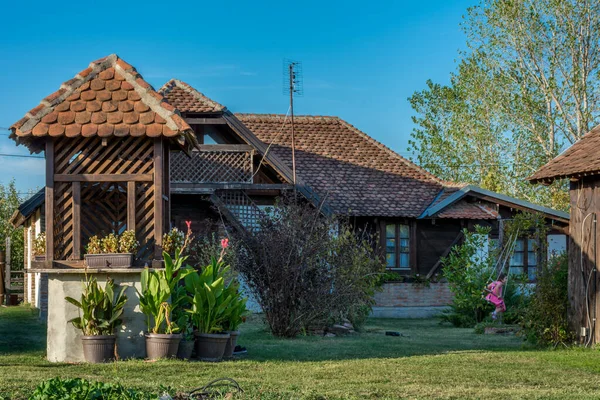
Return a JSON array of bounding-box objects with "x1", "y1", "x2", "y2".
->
[{"x1": 170, "y1": 145, "x2": 254, "y2": 184}]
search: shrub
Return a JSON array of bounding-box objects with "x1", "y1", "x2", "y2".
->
[
  {"x1": 86, "y1": 235, "x2": 102, "y2": 255},
  {"x1": 118, "y1": 230, "x2": 139, "y2": 254},
  {"x1": 101, "y1": 233, "x2": 119, "y2": 254},
  {"x1": 30, "y1": 378, "x2": 158, "y2": 400},
  {"x1": 162, "y1": 228, "x2": 185, "y2": 255},
  {"x1": 440, "y1": 226, "x2": 495, "y2": 327},
  {"x1": 520, "y1": 252, "x2": 573, "y2": 346},
  {"x1": 233, "y1": 198, "x2": 384, "y2": 337}
]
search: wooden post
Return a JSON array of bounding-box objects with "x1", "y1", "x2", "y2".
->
[
  {"x1": 164, "y1": 147, "x2": 171, "y2": 230},
  {"x1": 72, "y1": 182, "x2": 81, "y2": 260},
  {"x1": 127, "y1": 181, "x2": 136, "y2": 231},
  {"x1": 154, "y1": 138, "x2": 164, "y2": 258},
  {"x1": 45, "y1": 139, "x2": 55, "y2": 261},
  {"x1": 5, "y1": 237, "x2": 10, "y2": 303}
]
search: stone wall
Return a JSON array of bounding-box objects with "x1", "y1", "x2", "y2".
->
[{"x1": 374, "y1": 282, "x2": 453, "y2": 307}]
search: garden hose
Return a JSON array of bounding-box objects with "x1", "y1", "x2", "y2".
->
[{"x1": 188, "y1": 377, "x2": 243, "y2": 399}]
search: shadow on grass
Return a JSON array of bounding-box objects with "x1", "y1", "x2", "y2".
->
[{"x1": 0, "y1": 305, "x2": 527, "y2": 363}]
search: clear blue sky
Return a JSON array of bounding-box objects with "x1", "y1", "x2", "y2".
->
[{"x1": 0, "y1": 0, "x2": 475, "y2": 195}]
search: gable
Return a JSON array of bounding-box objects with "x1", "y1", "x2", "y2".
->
[{"x1": 10, "y1": 54, "x2": 195, "y2": 153}]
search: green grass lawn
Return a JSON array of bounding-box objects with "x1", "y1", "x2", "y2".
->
[{"x1": 2, "y1": 305, "x2": 600, "y2": 399}]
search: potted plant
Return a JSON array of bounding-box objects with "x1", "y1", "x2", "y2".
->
[
  {"x1": 65, "y1": 276, "x2": 127, "y2": 363},
  {"x1": 32, "y1": 232, "x2": 46, "y2": 261},
  {"x1": 84, "y1": 231, "x2": 138, "y2": 268},
  {"x1": 137, "y1": 250, "x2": 192, "y2": 360},
  {"x1": 176, "y1": 313, "x2": 195, "y2": 360},
  {"x1": 162, "y1": 228, "x2": 185, "y2": 257},
  {"x1": 222, "y1": 283, "x2": 248, "y2": 359},
  {"x1": 185, "y1": 257, "x2": 234, "y2": 362}
]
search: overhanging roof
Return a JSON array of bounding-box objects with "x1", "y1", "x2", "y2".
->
[{"x1": 419, "y1": 185, "x2": 569, "y2": 222}]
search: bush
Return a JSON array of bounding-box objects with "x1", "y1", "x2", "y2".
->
[
  {"x1": 234, "y1": 198, "x2": 384, "y2": 337},
  {"x1": 30, "y1": 378, "x2": 159, "y2": 400},
  {"x1": 520, "y1": 252, "x2": 573, "y2": 346},
  {"x1": 440, "y1": 226, "x2": 495, "y2": 327}
]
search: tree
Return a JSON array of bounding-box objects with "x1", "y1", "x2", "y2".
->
[
  {"x1": 0, "y1": 180, "x2": 26, "y2": 271},
  {"x1": 409, "y1": 0, "x2": 600, "y2": 210}
]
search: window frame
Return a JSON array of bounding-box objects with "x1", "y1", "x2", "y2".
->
[
  {"x1": 509, "y1": 237, "x2": 539, "y2": 282},
  {"x1": 385, "y1": 223, "x2": 411, "y2": 271}
]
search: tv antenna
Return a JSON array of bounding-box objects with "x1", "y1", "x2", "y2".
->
[{"x1": 283, "y1": 60, "x2": 303, "y2": 190}]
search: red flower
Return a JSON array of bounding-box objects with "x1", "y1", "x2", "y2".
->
[
  {"x1": 221, "y1": 238, "x2": 229, "y2": 249},
  {"x1": 185, "y1": 220, "x2": 192, "y2": 231}
]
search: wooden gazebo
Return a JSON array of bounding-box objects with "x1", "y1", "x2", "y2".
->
[{"x1": 10, "y1": 54, "x2": 196, "y2": 266}]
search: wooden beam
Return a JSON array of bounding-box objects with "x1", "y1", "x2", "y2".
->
[
  {"x1": 54, "y1": 174, "x2": 153, "y2": 182},
  {"x1": 185, "y1": 117, "x2": 227, "y2": 125},
  {"x1": 426, "y1": 231, "x2": 464, "y2": 279},
  {"x1": 45, "y1": 139, "x2": 54, "y2": 261},
  {"x1": 127, "y1": 181, "x2": 136, "y2": 231},
  {"x1": 195, "y1": 144, "x2": 254, "y2": 152},
  {"x1": 72, "y1": 182, "x2": 81, "y2": 260},
  {"x1": 154, "y1": 138, "x2": 164, "y2": 258},
  {"x1": 170, "y1": 183, "x2": 293, "y2": 193},
  {"x1": 164, "y1": 147, "x2": 171, "y2": 230}
]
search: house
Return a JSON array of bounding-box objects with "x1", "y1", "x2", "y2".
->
[
  {"x1": 10, "y1": 54, "x2": 568, "y2": 318},
  {"x1": 529, "y1": 123, "x2": 600, "y2": 344}
]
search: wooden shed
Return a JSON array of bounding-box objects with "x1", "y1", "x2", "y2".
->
[{"x1": 530, "y1": 124, "x2": 600, "y2": 344}]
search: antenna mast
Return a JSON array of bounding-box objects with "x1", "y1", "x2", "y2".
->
[{"x1": 283, "y1": 60, "x2": 303, "y2": 192}]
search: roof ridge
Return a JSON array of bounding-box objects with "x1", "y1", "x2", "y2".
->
[
  {"x1": 10, "y1": 54, "x2": 193, "y2": 144},
  {"x1": 159, "y1": 79, "x2": 226, "y2": 112}
]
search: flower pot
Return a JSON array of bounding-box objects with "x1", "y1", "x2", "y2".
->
[
  {"x1": 145, "y1": 333, "x2": 182, "y2": 360},
  {"x1": 194, "y1": 332, "x2": 230, "y2": 362},
  {"x1": 223, "y1": 331, "x2": 239, "y2": 359},
  {"x1": 85, "y1": 253, "x2": 134, "y2": 268},
  {"x1": 81, "y1": 335, "x2": 116, "y2": 363},
  {"x1": 177, "y1": 339, "x2": 195, "y2": 360}
]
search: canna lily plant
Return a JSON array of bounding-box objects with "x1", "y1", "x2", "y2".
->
[
  {"x1": 185, "y1": 257, "x2": 236, "y2": 333},
  {"x1": 137, "y1": 249, "x2": 193, "y2": 334},
  {"x1": 65, "y1": 276, "x2": 128, "y2": 336}
]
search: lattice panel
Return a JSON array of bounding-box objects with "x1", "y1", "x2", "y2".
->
[
  {"x1": 54, "y1": 182, "x2": 73, "y2": 260},
  {"x1": 171, "y1": 150, "x2": 253, "y2": 183},
  {"x1": 135, "y1": 183, "x2": 155, "y2": 260},
  {"x1": 80, "y1": 182, "x2": 127, "y2": 255},
  {"x1": 216, "y1": 190, "x2": 264, "y2": 232},
  {"x1": 54, "y1": 136, "x2": 154, "y2": 175}
]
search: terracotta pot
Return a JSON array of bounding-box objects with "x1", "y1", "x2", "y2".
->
[
  {"x1": 145, "y1": 333, "x2": 182, "y2": 360},
  {"x1": 194, "y1": 332, "x2": 230, "y2": 362},
  {"x1": 84, "y1": 253, "x2": 134, "y2": 268},
  {"x1": 81, "y1": 335, "x2": 116, "y2": 363},
  {"x1": 223, "y1": 331, "x2": 239, "y2": 359},
  {"x1": 177, "y1": 339, "x2": 195, "y2": 360}
]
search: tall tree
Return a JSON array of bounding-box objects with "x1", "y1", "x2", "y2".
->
[{"x1": 409, "y1": 0, "x2": 600, "y2": 210}]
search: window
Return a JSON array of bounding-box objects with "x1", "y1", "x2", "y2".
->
[
  {"x1": 385, "y1": 223, "x2": 410, "y2": 270},
  {"x1": 510, "y1": 238, "x2": 538, "y2": 281}
]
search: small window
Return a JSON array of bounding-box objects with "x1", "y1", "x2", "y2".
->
[
  {"x1": 509, "y1": 238, "x2": 538, "y2": 281},
  {"x1": 385, "y1": 223, "x2": 410, "y2": 270}
]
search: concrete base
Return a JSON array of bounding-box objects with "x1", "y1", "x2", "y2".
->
[
  {"x1": 370, "y1": 306, "x2": 449, "y2": 319},
  {"x1": 46, "y1": 270, "x2": 147, "y2": 362}
]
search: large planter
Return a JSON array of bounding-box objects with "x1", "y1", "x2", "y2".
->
[
  {"x1": 81, "y1": 335, "x2": 116, "y2": 363},
  {"x1": 85, "y1": 253, "x2": 134, "y2": 268},
  {"x1": 194, "y1": 332, "x2": 230, "y2": 362},
  {"x1": 223, "y1": 331, "x2": 239, "y2": 359},
  {"x1": 177, "y1": 339, "x2": 195, "y2": 360},
  {"x1": 145, "y1": 333, "x2": 182, "y2": 360}
]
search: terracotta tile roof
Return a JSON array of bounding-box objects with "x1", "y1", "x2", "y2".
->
[
  {"x1": 235, "y1": 113, "x2": 444, "y2": 217},
  {"x1": 159, "y1": 79, "x2": 225, "y2": 114},
  {"x1": 436, "y1": 199, "x2": 499, "y2": 219},
  {"x1": 529, "y1": 124, "x2": 600, "y2": 183},
  {"x1": 10, "y1": 54, "x2": 194, "y2": 153}
]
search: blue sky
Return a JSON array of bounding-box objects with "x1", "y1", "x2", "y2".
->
[{"x1": 0, "y1": 0, "x2": 475, "y2": 195}]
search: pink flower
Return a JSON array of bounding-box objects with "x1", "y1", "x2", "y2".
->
[
  {"x1": 185, "y1": 220, "x2": 192, "y2": 231},
  {"x1": 221, "y1": 238, "x2": 229, "y2": 249}
]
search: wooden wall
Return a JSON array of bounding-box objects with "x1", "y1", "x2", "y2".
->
[{"x1": 569, "y1": 178, "x2": 600, "y2": 343}]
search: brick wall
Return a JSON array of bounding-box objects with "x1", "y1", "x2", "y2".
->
[{"x1": 374, "y1": 282, "x2": 453, "y2": 307}]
